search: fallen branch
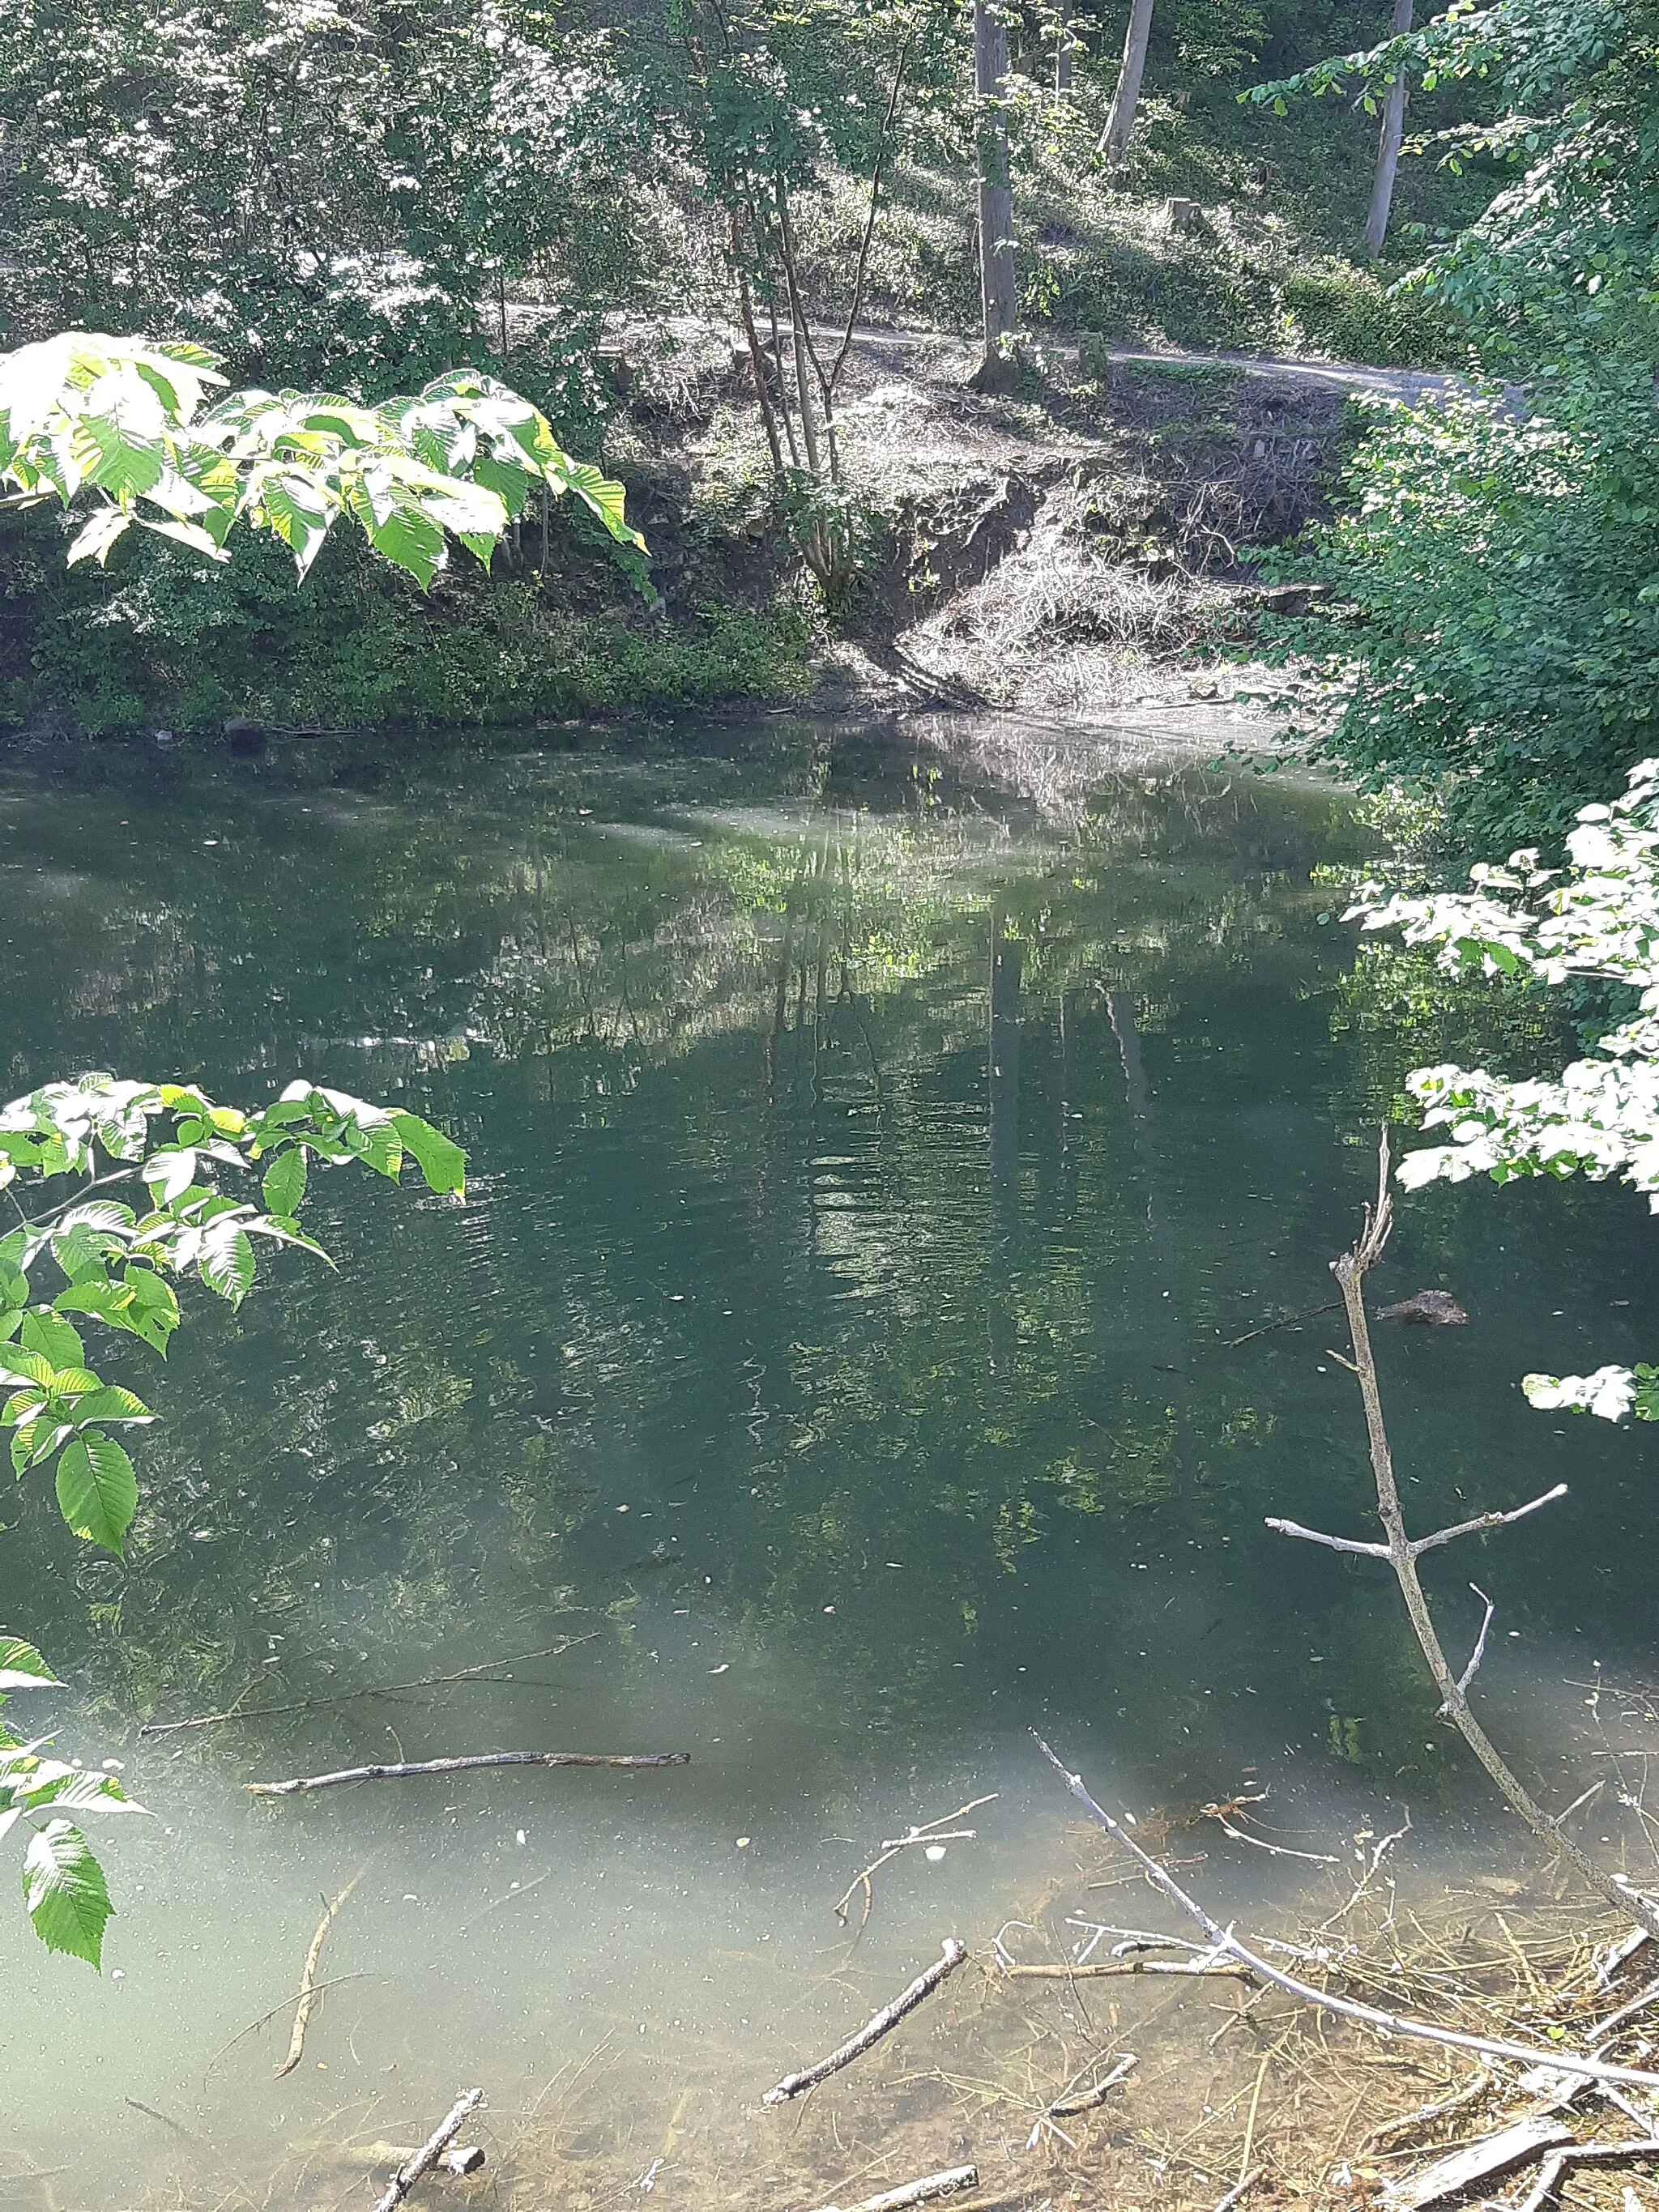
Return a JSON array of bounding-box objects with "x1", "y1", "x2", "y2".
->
[
  {"x1": 373, "y1": 2090, "x2": 484, "y2": 2212},
  {"x1": 1513, "y1": 2135, "x2": 1659, "y2": 2212},
  {"x1": 834, "y1": 1796, "x2": 996, "y2": 1929},
  {"x1": 1380, "y1": 2116, "x2": 1572, "y2": 2210},
  {"x1": 275, "y1": 1866, "x2": 365, "y2": 2078},
  {"x1": 1000, "y1": 1958, "x2": 1250, "y2": 1980},
  {"x1": 142, "y1": 1640, "x2": 595, "y2": 1738},
  {"x1": 247, "y1": 1750, "x2": 689, "y2": 1796},
  {"x1": 1439, "y1": 1585, "x2": 1495, "y2": 1716},
  {"x1": 807, "y1": 2166, "x2": 978, "y2": 2212},
  {"x1": 1213, "y1": 2170, "x2": 1262, "y2": 2212},
  {"x1": 764, "y1": 1939, "x2": 967, "y2": 2104},
  {"x1": 1226, "y1": 1299, "x2": 1341, "y2": 1349},
  {"x1": 1031, "y1": 1732, "x2": 1659, "y2": 2091}
]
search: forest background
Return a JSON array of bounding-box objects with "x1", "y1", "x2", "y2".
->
[{"x1": 2, "y1": 0, "x2": 1645, "y2": 861}]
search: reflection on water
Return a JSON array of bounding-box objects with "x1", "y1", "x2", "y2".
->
[{"x1": 2, "y1": 717, "x2": 1657, "y2": 2207}]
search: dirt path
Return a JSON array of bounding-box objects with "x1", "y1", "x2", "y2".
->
[{"x1": 814, "y1": 320, "x2": 1459, "y2": 405}]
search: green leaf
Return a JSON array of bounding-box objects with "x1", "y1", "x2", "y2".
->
[
  {"x1": 20, "y1": 1311, "x2": 85, "y2": 1370},
  {"x1": 388, "y1": 1111, "x2": 467, "y2": 1197},
  {"x1": 23, "y1": 1819, "x2": 112, "y2": 1967},
  {"x1": 54, "y1": 1430, "x2": 137, "y2": 1556},
  {"x1": 0, "y1": 1639, "x2": 62, "y2": 1692},
  {"x1": 198, "y1": 1221, "x2": 255, "y2": 1305},
  {"x1": 66, "y1": 1385, "x2": 153, "y2": 1427},
  {"x1": 262, "y1": 1147, "x2": 306, "y2": 1216}
]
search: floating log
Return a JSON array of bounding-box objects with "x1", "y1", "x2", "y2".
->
[
  {"x1": 808, "y1": 2166, "x2": 978, "y2": 2212},
  {"x1": 764, "y1": 1940, "x2": 967, "y2": 2104},
  {"x1": 275, "y1": 1868, "x2": 364, "y2": 2078},
  {"x1": 373, "y1": 2090, "x2": 484, "y2": 2212},
  {"x1": 247, "y1": 1751, "x2": 689, "y2": 1796}
]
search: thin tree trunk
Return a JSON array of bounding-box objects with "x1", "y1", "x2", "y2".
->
[
  {"x1": 1364, "y1": 0, "x2": 1414, "y2": 257},
  {"x1": 1056, "y1": 28, "x2": 1073, "y2": 96},
  {"x1": 1098, "y1": 0, "x2": 1154, "y2": 166},
  {"x1": 731, "y1": 213, "x2": 787, "y2": 481},
  {"x1": 972, "y1": 0, "x2": 1018, "y2": 382}
]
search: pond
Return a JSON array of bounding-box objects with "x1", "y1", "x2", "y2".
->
[{"x1": 1, "y1": 714, "x2": 1655, "y2": 2210}]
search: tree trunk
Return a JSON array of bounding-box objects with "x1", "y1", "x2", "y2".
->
[
  {"x1": 1098, "y1": 0, "x2": 1154, "y2": 167},
  {"x1": 1055, "y1": 21, "x2": 1074, "y2": 95},
  {"x1": 1364, "y1": 0, "x2": 1413, "y2": 258},
  {"x1": 972, "y1": 0, "x2": 1018, "y2": 384}
]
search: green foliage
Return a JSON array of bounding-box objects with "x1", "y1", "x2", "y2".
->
[
  {"x1": 0, "y1": 1635, "x2": 141, "y2": 1969},
  {"x1": 1351, "y1": 753, "x2": 1659, "y2": 1419},
  {"x1": 1265, "y1": 371, "x2": 1659, "y2": 850},
  {"x1": 1249, "y1": 1, "x2": 1659, "y2": 842},
  {"x1": 0, "y1": 1071, "x2": 467, "y2": 1962},
  {"x1": 1280, "y1": 259, "x2": 1456, "y2": 368},
  {"x1": 0, "y1": 332, "x2": 642, "y2": 591},
  {"x1": 0, "y1": 0, "x2": 642, "y2": 394}
]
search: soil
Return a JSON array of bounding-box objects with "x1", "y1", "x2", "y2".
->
[{"x1": 600, "y1": 315, "x2": 1371, "y2": 733}]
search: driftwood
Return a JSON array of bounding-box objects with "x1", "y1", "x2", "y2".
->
[
  {"x1": 247, "y1": 1750, "x2": 689, "y2": 1796},
  {"x1": 807, "y1": 2166, "x2": 979, "y2": 2212},
  {"x1": 373, "y1": 2091, "x2": 484, "y2": 2212},
  {"x1": 764, "y1": 1940, "x2": 967, "y2": 2104},
  {"x1": 275, "y1": 1867, "x2": 364, "y2": 2078},
  {"x1": 1031, "y1": 1733, "x2": 1659, "y2": 2092},
  {"x1": 1380, "y1": 2116, "x2": 1573, "y2": 2210}
]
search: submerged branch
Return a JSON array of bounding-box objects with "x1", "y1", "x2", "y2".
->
[
  {"x1": 247, "y1": 1750, "x2": 689, "y2": 1796},
  {"x1": 764, "y1": 1939, "x2": 967, "y2": 2104},
  {"x1": 1032, "y1": 1731, "x2": 1659, "y2": 2091},
  {"x1": 373, "y1": 2091, "x2": 484, "y2": 2212},
  {"x1": 275, "y1": 1865, "x2": 364, "y2": 2078}
]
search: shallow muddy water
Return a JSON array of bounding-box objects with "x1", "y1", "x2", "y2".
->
[{"x1": 2, "y1": 715, "x2": 1657, "y2": 2209}]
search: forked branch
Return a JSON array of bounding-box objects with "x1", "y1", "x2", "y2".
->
[{"x1": 1265, "y1": 1132, "x2": 1659, "y2": 1944}]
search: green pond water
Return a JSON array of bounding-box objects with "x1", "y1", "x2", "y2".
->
[{"x1": 1, "y1": 716, "x2": 1655, "y2": 2208}]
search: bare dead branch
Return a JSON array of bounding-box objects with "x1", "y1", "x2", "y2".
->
[
  {"x1": 1267, "y1": 1128, "x2": 1659, "y2": 1943},
  {"x1": 834, "y1": 1795, "x2": 996, "y2": 1928},
  {"x1": 247, "y1": 1750, "x2": 689, "y2": 1796},
  {"x1": 764, "y1": 1941, "x2": 968, "y2": 2104},
  {"x1": 1031, "y1": 1731, "x2": 1659, "y2": 2091},
  {"x1": 1512, "y1": 2136, "x2": 1659, "y2": 2212},
  {"x1": 1410, "y1": 1487, "x2": 1569, "y2": 1558},
  {"x1": 1438, "y1": 1585, "x2": 1495, "y2": 1716},
  {"x1": 373, "y1": 2091, "x2": 484, "y2": 2212},
  {"x1": 1262, "y1": 1517, "x2": 1389, "y2": 1559}
]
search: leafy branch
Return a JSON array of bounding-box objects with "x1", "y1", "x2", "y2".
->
[
  {"x1": 0, "y1": 1072, "x2": 468, "y2": 1964},
  {"x1": 0, "y1": 331, "x2": 644, "y2": 590},
  {"x1": 1350, "y1": 753, "x2": 1659, "y2": 1421}
]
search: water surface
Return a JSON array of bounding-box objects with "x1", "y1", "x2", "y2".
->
[{"x1": 2, "y1": 717, "x2": 1655, "y2": 2209}]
